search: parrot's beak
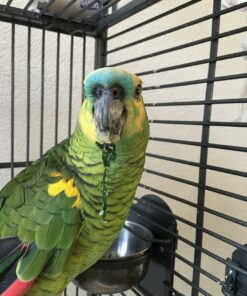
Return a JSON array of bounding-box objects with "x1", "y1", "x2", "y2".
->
[{"x1": 93, "y1": 86, "x2": 127, "y2": 144}]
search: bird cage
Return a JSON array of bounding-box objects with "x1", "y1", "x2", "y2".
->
[{"x1": 0, "y1": 0, "x2": 247, "y2": 296}]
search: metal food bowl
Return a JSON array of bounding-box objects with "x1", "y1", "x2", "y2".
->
[{"x1": 74, "y1": 221, "x2": 153, "y2": 294}]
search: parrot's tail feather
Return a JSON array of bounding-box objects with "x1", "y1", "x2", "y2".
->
[
  {"x1": 0, "y1": 237, "x2": 29, "y2": 294},
  {"x1": 0, "y1": 237, "x2": 27, "y2": 274},
  {"x1": 1, "y1": 278, "x2": 35, "y2": 296},
  {"x1": 0, "y1": 261, "x2": 18, "y2": 294}
]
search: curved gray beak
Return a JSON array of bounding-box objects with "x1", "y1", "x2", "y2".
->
[{"x1": 93, "y1": 87, "x2": 127, "y2": 143}]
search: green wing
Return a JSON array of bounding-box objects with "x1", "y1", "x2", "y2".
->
[{"x1": 0, "y1": 142, "x2": 83, "y2": 281}]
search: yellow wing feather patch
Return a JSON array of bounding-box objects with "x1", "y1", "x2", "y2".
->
[{"x1": 48, "y1": 172, "x2": 81, "y2": 208}]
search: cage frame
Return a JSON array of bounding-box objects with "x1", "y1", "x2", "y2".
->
[{"x1": 0, "y1": 0, "x2": 247, "y2": 296}]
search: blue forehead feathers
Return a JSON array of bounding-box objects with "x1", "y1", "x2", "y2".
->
[{"x1": 84, "y1": 68, "x2": 136, "y2": 99}]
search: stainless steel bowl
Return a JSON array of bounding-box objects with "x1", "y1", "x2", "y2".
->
[{"x1": 74, "y1": 221, "x2": 153, "y2": 294}]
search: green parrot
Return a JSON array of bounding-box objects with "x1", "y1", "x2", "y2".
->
[{"x1": 0, "y1": 67, "x2": 149, "y2": 296}]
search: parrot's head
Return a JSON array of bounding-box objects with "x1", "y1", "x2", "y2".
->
[{"x1": 78, "y1": 67, "x2": 149, "y2": 148}]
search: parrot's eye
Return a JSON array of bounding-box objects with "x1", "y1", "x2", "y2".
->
[
  {"x1": 135, "y1": 84, "x2": 142, "y2": 99},
  {"x1": 111, "y1": 85, "x2": 124, "y2": 100}
]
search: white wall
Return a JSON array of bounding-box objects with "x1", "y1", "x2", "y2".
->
[{"x1": 0, "y1": 0, "x2": 246, "y2": 295}]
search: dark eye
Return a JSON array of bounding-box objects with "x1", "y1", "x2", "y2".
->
[
  {"x1": 110, "y1": 85, "x2": 124, "y2": 100},
  {"x1": 112, "y1": 86, "x2": 121, "y2": 99},
  {"x1": 135, "y1": 85, "x2": 142, "y2": 98},
  {"x1": 113, "y1": 88, "x2": 118, "y2": 97}
]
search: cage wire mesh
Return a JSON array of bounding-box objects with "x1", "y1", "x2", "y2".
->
[{"x1": 0, "y1": 0, "x2": 247, "y2": 296}]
